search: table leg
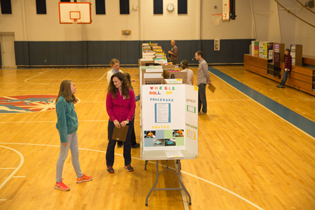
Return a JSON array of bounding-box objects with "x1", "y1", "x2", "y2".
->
[
  {"x1": 144, "y1": 160, "x2": 148, "y2": 170},
  {"x1": 145, "y1": 160, "x2": 159, "y2": 206},
  {"x1": 177, "y1": 160, "x2": 191, "y2": 205}
]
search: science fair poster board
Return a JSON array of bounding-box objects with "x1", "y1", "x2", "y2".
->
[{"x1": 141, "y1": 84, "x2": 198, "y2": 155}]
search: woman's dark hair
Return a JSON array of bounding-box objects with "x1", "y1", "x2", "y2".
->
[
  {"x1": 108, "y1": 72, "x2": 130, "y2": 98},
  {"x1": 124, "y1": 73, "x2": 131, "y2": 85},
  {"x1": 181, "y1": 60, "x2": 189, "y2": 69},
  {"x1": 285, "y1": 49, "x2": 291, "y2": 54}
]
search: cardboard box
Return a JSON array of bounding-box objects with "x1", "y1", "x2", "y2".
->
[
  {"x1": 142, "y1": 69, "x2": 163, "y2": 85},
  {"x1": 168, "y1": 72, "x2": 188, "y2": 84},
  {"x1": 138, "y1": 59, "x2": 154, "y2": 66},
  {"x1": 143, "y1": 78, "x2": 165, "y2": 85},
  {"x1": 164, "y1": 79, "x2": 183, "y2": 84},
  {"x1": 162, "y1": 65, "x2": 179, "y2": 70}
]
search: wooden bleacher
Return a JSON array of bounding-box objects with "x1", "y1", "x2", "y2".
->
[
  {"x1": 303, "y1": 55, "x2": 315, "y2": 66},
  {"x1": 244, "y1": 54, "x2": 315, "y2": 96}
]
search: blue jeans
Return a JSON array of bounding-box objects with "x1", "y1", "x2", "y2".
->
[
  {"x1": 280, "y1": 70, "x2": 289, "y2": 86},
  {"x1": 198, "y1": 83, "x2": 207, "y2": 113},
  {"x1": 106, "y1": 119, "x2": 134, "y2": 167},
  {"x1": 56, "y1": 132, "x2": 83, "y2": 183}
]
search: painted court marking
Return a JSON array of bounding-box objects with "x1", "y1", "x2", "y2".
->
[
  {"x1": 210, "y1": 72, "x2": 315, "y2": 141},
  {"x1": 0, "y1": 119, "x2": 140, "y2": 124},
  {"x1": 0, "y1": 142, "x2": 264, "y2": 210},
  {"x1": 24, "y1": 69, "x2": 108, "y2": 85},
  {"x1": 0, "y1": 146, "x2": 24, "y2": 191}
]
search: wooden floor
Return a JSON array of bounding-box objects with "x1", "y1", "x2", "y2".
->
[{"x1": 0, "y1": 66, "x2": 314, "y2": 210}]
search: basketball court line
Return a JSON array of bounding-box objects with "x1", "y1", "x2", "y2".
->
[
  {"x1": 0, "y1": 146, "x2": 24, "y2": 191},
  {"x1": 0, "y1": 142, "x2": 264, "y2": 210},
  {"x1": 209, "y1": 68, "x2": 315, "y2": 141},
  {"x1": 24, "y1": 69, "x2": 108, "y2": 85},
  {"x1": 24, "y1": 70, "x2": 53, "y2": 84},
  {"x1": 0, "y1": 120, "x2": 142, "y2": 124}
]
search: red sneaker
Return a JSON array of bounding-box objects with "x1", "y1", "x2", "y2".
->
[
  {"x1": 55, "y1": 181, "x2": 70, "y2": 191},
  {"x1": 124, "y1": 165, "x2": 134, "y2": 172},
  {"x1": 76, "y1": 174, "x2": 92, "y2": 183}
]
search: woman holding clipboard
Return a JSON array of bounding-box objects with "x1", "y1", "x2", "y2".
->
[{"x1": 106, "y1": 72, "x2": 136, "y2": 173}]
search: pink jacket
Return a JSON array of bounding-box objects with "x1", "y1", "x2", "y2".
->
[{"x1": 106, "y1": 89, "x2": 136, "y2": 122}]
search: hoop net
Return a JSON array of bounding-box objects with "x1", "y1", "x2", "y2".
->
[{"x1": 212, "y1": 14, "x2": 222, "y2": 26}]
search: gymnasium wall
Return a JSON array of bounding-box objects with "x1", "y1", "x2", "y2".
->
[
  {"x1": 1, "y1": 0, "x2": 253, "y2": 66},
  {"x1": 276, "y1": 0, "x2": 315, "y2": 56},
  {"x1": 294, "y1": 5, "x2": 315, "y2": 56},
  {"x1": 201, "y1": 0, "x2": 253, "y2": 39},
  {"x1": 251, "y1": 0, "x2": 315, "y2": 57}
]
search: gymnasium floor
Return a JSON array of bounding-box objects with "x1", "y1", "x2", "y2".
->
[{"x1": 0, "y1": 66, "x2": 314, "y2": 210}]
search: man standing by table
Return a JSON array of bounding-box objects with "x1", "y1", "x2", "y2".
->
[
  {"x1": 168, "y1": 40, "x2": 178, "y2": 65},
  {"x1": 195, "y1": 51, "x2": 211, "y2": 115}
]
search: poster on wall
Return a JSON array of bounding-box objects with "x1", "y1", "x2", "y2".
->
[{"x1": 214, "y1": 39, "x2": 220, "y2": 51}]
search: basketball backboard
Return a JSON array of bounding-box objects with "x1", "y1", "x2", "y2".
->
[
  {"x1": 222, "y1": 0, "x2": 230, "y2": 21},
  {"x1": 59, "y1": 2, "x2": 91, "y2": 24}
]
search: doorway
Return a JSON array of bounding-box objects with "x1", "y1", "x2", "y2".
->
[{"x1": 0, "y1": 33, "x2": 17, "y2": 68}]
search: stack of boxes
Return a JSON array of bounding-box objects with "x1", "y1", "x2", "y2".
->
[
  {"x1": 251, "y1": 41, "x2": 259, "y2": 57},
  {"x1": 273, "y1": 43, "x2": 285, "y2": 78},
  {"x1": 140, "y1": 43, "x2": 168, "y2": 65},
  {"x1": 259, "y1": 41, "x2": 268, "y2": 59}
]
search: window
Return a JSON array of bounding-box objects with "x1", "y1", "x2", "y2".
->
[
  {"x1": 36, "y1": 0, "x2": 47, "y2": 14},
  {"x1": 120, "y1": 0, "x2": 129, "y2": 14},
  {"x1": 178, "y1": 0, "x2": 187, "y2": 14},
  {"x1": 1, "y1": 0, "x2": 12, "y2": 14},
  {"x1": 96, "y1": 0, "x2": 106, "y2": 14},
  {"x1": 154, "y1": 0, "x2": 163, "y2": 14}
]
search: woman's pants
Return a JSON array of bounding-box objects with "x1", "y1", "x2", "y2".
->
[
  {"x1": 56, "y1": 132, "x2": 83, "y2": 183},
  {"x1": 106, "y1": 119, "x2": 134, "y2": 167}
]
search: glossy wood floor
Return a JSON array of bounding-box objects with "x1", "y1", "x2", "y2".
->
[{"x1": 0, "y1": 66, "x2": 314, "y2": 210}]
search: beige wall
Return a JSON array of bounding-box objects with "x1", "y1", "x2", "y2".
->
[
  {"x1": 0, "y1": 1, "x2": 25, "y2": 40},
  {"x1": 267, "y1": 2, "x2": 281, "y2": 43},
  {"x1": 1, "y1": 0, "x2": 252, "y2": 42},
  {"x1": 140, "y1": 0, "x2": 200, "y2": 40},
  {"x1": 201, "y1": 0, "x2": 253, "y2": 39},
  {"x1": 251, "y1": 0, "x2": 315, "y2": 56},
  {"x1": 0, "y1": 0, "x2": 141, "y2": 41},
  {"x1": 294, "y1": 6, "x2": 315, "y2": 56}
]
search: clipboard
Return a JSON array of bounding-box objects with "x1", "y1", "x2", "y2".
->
[
  {"x1": 208, "y1": 84, "x2": 216, "y2": 93},
  {"x1": 112, "y1": 125, "x2": 129, "y2": 142}
]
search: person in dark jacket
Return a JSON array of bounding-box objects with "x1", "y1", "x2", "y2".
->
[{"x1": 277, "y1": 49, "x2": 292, "y2": 88}]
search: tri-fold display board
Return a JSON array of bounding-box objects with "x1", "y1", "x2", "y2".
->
[{"x1": 141, "y1": 84, "x2": 198, "y2": 156}]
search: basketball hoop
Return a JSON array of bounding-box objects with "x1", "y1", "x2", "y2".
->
[
  {"x1": 212, "y1": 14, "x2": 222, "y2": 26},
  {"x1": 59, "y1": 2, "x2": 91, "y2": 24}
]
